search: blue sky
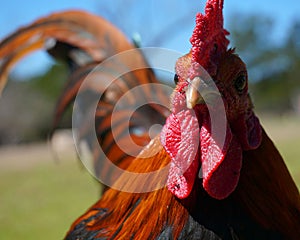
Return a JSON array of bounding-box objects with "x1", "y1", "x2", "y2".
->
[{"x1": 0, "y1": 0, "x2": 299, "y2": 77}]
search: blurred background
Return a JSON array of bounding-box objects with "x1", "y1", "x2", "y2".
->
[{"x1": 0, "y1": 0, "x2": 299, "y2": 239}]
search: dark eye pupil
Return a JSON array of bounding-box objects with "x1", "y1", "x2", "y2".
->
[
  {"x1": 174, "y1": 74, "x2": 179, "y2": 84},
  {"x1": 234, "y1": 75, "x2": 247, "y2": 92}
]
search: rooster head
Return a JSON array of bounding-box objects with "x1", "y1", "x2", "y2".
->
[{"x1": 161, "y1": 0, "x2": 262, "y2": 200}]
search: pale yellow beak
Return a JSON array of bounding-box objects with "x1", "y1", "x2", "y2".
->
[
  {"x1": 186, "y1": 77, "x2": 204, "y2": 109},
  {"x1": 186, "y1": 77, "x2": 220, "y2": 109}
]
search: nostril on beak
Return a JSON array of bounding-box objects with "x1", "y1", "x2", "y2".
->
[
  {"x1": 186, "y1": 76, "x2": 221, "y2": 109},
  {"x1": 186, "y1": 77, "x2": 205, "y2": 109}
]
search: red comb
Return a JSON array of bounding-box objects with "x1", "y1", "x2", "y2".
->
[{"x1": 190, "y1": 0, "x2": 229, "y2": 77}]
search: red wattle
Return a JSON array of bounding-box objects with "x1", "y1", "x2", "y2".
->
[
  {"x1": 161, "y1": 92, "x2": 246, "y2": 200},
  {"x1": 199, "y1": 112, "x2": 243, "y2": 199},
  {"x1": 202, "y1": 133, "x2": 242, "y2": 200},
  {"x1": 161, "y1": 93, "x2": 199, "y2": 199}
]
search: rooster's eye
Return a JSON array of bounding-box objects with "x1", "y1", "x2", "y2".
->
[
  {"x1": 234, "y1": 74, "x2": 247, "y2": 93},
  {"x1": 174, "y1": 74, "x2": 179, "y2": 85}
]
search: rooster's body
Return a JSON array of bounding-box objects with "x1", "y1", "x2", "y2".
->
[
  {"x1": 64, "y1": 51, "x2": 300, "y2": 239},
  {"x1": 0, "y1": 0, "x2": 299, "y2": 239},
  {"x1": 65, "y1": 130, "x2": 299, "y2": 240}
]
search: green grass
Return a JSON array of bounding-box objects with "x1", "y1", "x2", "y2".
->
[
  {"x1": 277, "y1": 139, "x2": 300, "y2": 187},
  {"x1": 260, "y1": 115, "x2": 300, "y2": 187},
  {"x1": 0, "y1": 115, "x2": 299, "y2": 239},
  {"x1": 0, "y1": 158, "x2": 99, "y2": 240}
]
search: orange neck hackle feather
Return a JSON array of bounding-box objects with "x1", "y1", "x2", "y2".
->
[
  {"x1": 66, "y1": 129, "x2": 300, "y2": 239},
  {"x1": 66, "y1": 137, "x2": 190, "y2": 239}
]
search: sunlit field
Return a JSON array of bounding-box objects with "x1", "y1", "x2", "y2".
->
[
  {"x1": 259, "y1": 114, "x2": 300, "y2": 183},
  {"x1": 0, "y1": 142, "x2": 99, "y2": 239},
  {"x1": 0, "y1": 115, "x2": 299, "y2": 239}
]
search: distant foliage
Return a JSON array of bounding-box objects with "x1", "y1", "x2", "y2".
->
[
  {"x1": 229, "y1": 15, "x2": 300, "y2": 114},
  {"x1": 0, "y1": 63, "x2": 69, "y2": 144}
]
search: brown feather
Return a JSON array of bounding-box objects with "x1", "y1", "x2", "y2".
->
[
  {"x1": 0, "y1": 10, "x2": 134, "y2": 94},
  {"x1": 236, "y1": 128, "x2": 300, "y2": 239},
  {"x1": 66, "y1": 128, "x2": 300, "y2": 239},
  {"x1": 0, "y1": 10, "x2": 170, "y2": 192},
  {"x1": 65, "y1": 136, "x2": 189, "y2": 239}
]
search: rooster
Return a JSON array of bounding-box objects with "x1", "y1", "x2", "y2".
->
[{"x1": 0, "y1": 0, "x2": 300, "y2": 239}]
